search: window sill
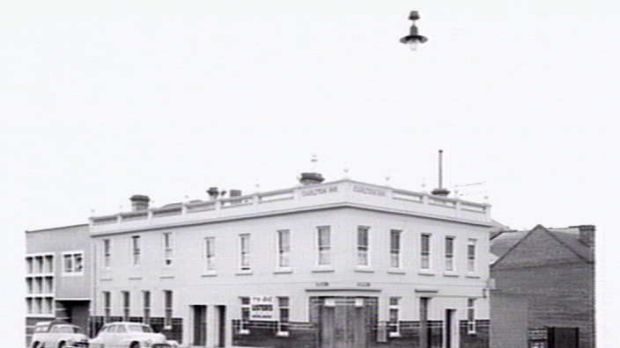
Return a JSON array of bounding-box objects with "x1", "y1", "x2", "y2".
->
[
  {"x1": 128, "y1": 276, "x2": 143, "y2": 281},
  {"x1": 274, "y1": 268, "x2": 293, "y2": 274},
  {"x1": 387, "y1": 269, "x2": 406, "y2": 275},
  {"x1": 418, "y1": 270, "x2": 436, "y2": 276},
  {"x1": 443, "y1": 272, "x2": 459, "y2": 278},
  {"x1": 466, "y1": 273, "x2": 481, "y2": 279},
  {"x1": 201, "y1": 271, "x2": 217, "y2": 277},
  {"x1": 159, "y1": 275, "x2": 175, "y2": 280},
  {"x1": 354, "y1": 267, "x2": 374, "y2": 273},
  {"x1": 276, "y1": 331, "x2": 290, "y2": 337},
  {"x1": 388, "y1": 332, "x2": 402, "y2": 338},
  {"x1": 238, "y1": 329, "x2": 250, "y2": 335},
  {"x1": 236, "y1": 270, "x2": 253, "y2": 276},
  {"x1": 312, "y1": 267, "x2": 335, "y2": 273}
]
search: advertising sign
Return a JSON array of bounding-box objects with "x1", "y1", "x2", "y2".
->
[{"x1": 250, "y1": 296, "x2": 275, "y2": 321}]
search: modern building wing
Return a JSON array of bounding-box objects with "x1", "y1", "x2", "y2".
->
[
  {"x1": 88, "y1": 178, "x2": 495, "y2": 348},
  {"x1": 25, "y1": 224, "x2": 91, "y2": 345}
]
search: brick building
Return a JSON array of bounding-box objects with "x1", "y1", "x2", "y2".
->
[
  {"x1": 490, "y1": 224, "x2": 595, "y2": 348},
  {"x1": 87, "y1": 174, "x2": 495, "y2": 348}
]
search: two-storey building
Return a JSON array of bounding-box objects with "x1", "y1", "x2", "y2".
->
[
  {"x1": 25, "y1": 224, "x2": 91, "y2": 345},
  {"x1": 89, "y1": 174, "x2": 494, "y2": 348}
]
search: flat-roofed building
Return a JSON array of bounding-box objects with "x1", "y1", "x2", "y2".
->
[
  {"x1": 89, "y1": 175, "x2": 494, "y2": 348},
  {"x1": 25, "y1": 224, "x2": 91, "y2": 345}
]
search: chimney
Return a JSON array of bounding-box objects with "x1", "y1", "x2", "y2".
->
[
  {"x1": 207, "y1": 187, "x2": 220, "y2": 201},
  {"x1": 431, "y1": 149, "x2": 450, "y2": 197},
  {"x1": 129, "y1": 194, "x2": 150, "y2": 212},
  {"x1": 299, "y1": 172, "x2": 325, "y2": 185},
  {"x1": 230, "y1": 189, "x2": 242, "y2": 197},
  {"x1": 572, "y1": 225, "x2": 595, "y2": 247}
]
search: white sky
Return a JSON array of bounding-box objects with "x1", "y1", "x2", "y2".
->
[{"x1": 2, "y1": 0, "x2": 618, "y2": 345}]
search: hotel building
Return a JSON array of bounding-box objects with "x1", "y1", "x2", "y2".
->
[{"x1": 87, "y1": 173, "x2": 494, "y2": 348}]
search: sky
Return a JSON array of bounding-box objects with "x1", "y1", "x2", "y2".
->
[{"x1": 2, "y1": 0, "x2": 619, "y2": 345}]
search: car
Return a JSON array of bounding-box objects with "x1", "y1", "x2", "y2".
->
[
  {"x1": 30, "y1": 321, "x2": 89, "y2": 348},
  {"x1": 89, "y1": 322, "x2": 179, "y2": 348}
]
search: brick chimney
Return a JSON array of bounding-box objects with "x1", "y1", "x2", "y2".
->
[
  {"x1": 130, "y1": 194, "x2": 150, "y2": 212},
  {"x1": 572, "y1": 224, "x2": 595, "y2": 247}
]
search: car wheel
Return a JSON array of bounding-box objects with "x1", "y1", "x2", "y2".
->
[
  {"x1": 58, "y1": 342, "x2": 66, "y2": 348},
  {"x1": 32, "y1": 342, "x2": 40, "y2": 348},
  {"x1": 130, "y1": 342, "x2": 140, "y2": 348}
]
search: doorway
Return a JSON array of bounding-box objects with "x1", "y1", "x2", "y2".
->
[
  {"x1": 214, "y1": 305, "x2": 226, "y2": 348},
  {"x1": 192, "y1": 305, "x2": 207, "y2": 346},
  {"x1": 445, "y1": 309, "x2": 458, "y2": 348},
  {"x1": 319, "y1": 298, "x2": 369, "y2": 348}
]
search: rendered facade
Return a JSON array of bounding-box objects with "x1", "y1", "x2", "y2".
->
[
  {"x1": 88, "y1": 177, "x2": 494, "y2": 348},
  {"x1": 25, "y1": 224, "x2": 91, "y2": 345}
]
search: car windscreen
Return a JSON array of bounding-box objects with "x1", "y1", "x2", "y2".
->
[
  {"x1": 127, "y1": 324, "x2": 153, "y2": 333},
  {"x1": 51, "y1": 326, "x2": 80, "y2": 333}
]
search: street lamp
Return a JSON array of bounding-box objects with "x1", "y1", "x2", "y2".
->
[{"x1": 400, "y1": 11, "x2": 428, "y2": 51}]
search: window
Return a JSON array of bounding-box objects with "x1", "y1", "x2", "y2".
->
[
  {"x1": 467, "y1": 298, "x2": 476, "y2": 334},
  {"x1": 390, "y1": 230, "x2": 402, "y2": 268},
  {"x1": 467, "y1": 239, "x2": 477, "y2": 273},
  {"x1": 163, "y1": 232, "x2": 173, "y2": 266},
  {"x1": 205, "y1": 237, "x2": 216, "y2": 272},
  {"x1": 277, "y1": 297, "x2": 290, "y2": 335},
  {"x1": 103, "y1": 239, "x2": 111, "y2": 268},
  {"x1": 445, "y1": 237, "x2": 455, "y2": 272},
  {"x1": 388, "y1": 297, "x2": 401, "y2": 336},
  {"x1": 103, "y1": 291, "x2": 111, "y2": 322},
  {"x1": 357, "y1": 226, "x2": 370, "y2": 266},
  {"x1": 317, "y1": 226, "x2": 331, "y2": 266},
  {"x1": 132, "y1": 236, "x2": 141, "y2": 266},
  {"x1": 421, "y1": 234, "x2": 431, "y2": 270},
  {"x1": 62, "y1": 252, "x2": 84, "y2": 275},
  {"x1": 240, "y1": 297, "x2": 251, "y2": 334},
  {"x1": 142, "y1": 291, "x2": 151, "y2": 324},
  {"x1": 277, "y1": 230, "x2": 291, "y2": 268},
  {"x1": 164, "y1": 290, "x2": 173, "y2": 328},
  {"x1": 122, "y1": 291, "x2": 130, "y2": 321},
  {"x1": 239, "y1": 234, "x2": 251, "y2": 271}
]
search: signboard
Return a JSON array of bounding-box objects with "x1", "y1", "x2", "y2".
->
[
  {"x1": 250, "y1": 296, "x2": 275, "y2": 321},
  {"x1": 300, "y1": 186, "x2": 338, "y2": 197}
]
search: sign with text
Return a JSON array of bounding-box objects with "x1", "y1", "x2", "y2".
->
[{"x1": 250, "y1": 296, "x2": 275, "y2": 321}]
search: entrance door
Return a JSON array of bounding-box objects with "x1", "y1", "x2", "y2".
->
[
  {"x1": 319, "y1": 298, "x2": 369, "y2": 348},
  {"x1": 192, "y1": 305, "x2": 207, "y2": 346},
  {"x1": 445, "y1": 309, "x2": 458, "y2": 348},
  {"x1": 215, "y1": 305, "x2": 226, "y2": 348}
]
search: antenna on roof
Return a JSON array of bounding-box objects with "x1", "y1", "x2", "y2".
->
[{"x1": 431, "y1": 149, "x2": 450, "y2": 197}]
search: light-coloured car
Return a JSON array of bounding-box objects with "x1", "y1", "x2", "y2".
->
[
  {"x1": 89, "y1": 322, "x2": 179, "y2": 348},
  {"x1": 29, "y1": 322, "x2": 89, "y2": 348}
]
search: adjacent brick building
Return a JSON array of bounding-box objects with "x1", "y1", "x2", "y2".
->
[{"x1": 490, "y1": 225, "x2": 595, "y2": 348}]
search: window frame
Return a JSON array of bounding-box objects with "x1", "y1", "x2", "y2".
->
[
  {"x1": 390, "y1": 230, "x2": 402, "y2": 269},
  {"x1": 103, "y1": 291, "x2": 111, "y2": 323},
  {"x1": 277, "y1": 230, "x2": 291, "y2": 269},
  {"x1": 61, "y1": 251, "x2": 84, "y2": 276},
  {"x1": 205, "y1": 237, "x2": 216, "y2": 273},
  {"x1": 121, "y1": 291, "x2": 130, "y2": 321},
  {"x1": 356, "y1": 226, "x2": 370, "y2": 267},
  {"x1": 467, "y1": 298, "x2": 477, "y2": 334},
  {"x1": 131, "y1": 235, "x2": 141, "y2": 266},
  {"x1": 103, "y1": 239, "x2": 111, "y2": 269},
  {"x1": 163, "y1": 290, "x2": 173, "y2": 329},
  {"x1": 420, "y1": 234, "x2": 431, "y2": 270},
  {"x1": 162, "y1": 232, "x2": 174, "y2": 266},
  {"x1": 239, "y1": 234, "x2": 251, "y2": 271},
  {"x1": 316, "y1": 226, "x2": 331, "y2": 267},
  {"x1": 467, "y1": 239, "x2": 477, "y2": 273},
  {"x1": 388, "y1": 297, "x2": 401, "y2": 337},
  {"x1": 277, "y1": 296, "x2": 290, "y2": 336},
  {"x1": 445, "y1": 236, "x2": 455, "y2": 272},
  {"x1": 240, "y1": 297, "x2": 251, "y2": 334},
  {"x1": 142, "y1": 290, "x2": 151, "y2": 324}
]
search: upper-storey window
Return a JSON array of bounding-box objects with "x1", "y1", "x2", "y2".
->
[
  {"x1": 132, "y1": 236, "x2": 141, "y2": 266},
  {"x1": 421, "y1": 234, "x2": 431, "y2": 270},
  {"x1": 317, "y1": 226, "x2": 331, "y2": 266},
  {"x1": 239, "y1": 234, "x2": 251, "y2": 271},
  {"x1": 62, "y1": 252, "x2": 84, "y2": 275},
  {"x1": 390, "y1": 230, "x2": 402, "y2": 268},
  {"x1": 277, "y1": 230, "x2": 291, "y2": 268},
  {"x1": 357, "y1": 226, "x2": 370, "y2": 266},
  {"x1": 467, "y1": 239, "x2": 477, "y2": 273},
  {"x1": 205, "y1": 237, "x2": 216, "y2": 272},
  {"x1": 163, "y1": 232, "x2": 173, "y2": 266},
  {"x1": 103, "y1": 239, "x2": 111, "y2": 268},
  {"x1": 445, "y1": 236, "x2": 455, "y2": 272}
]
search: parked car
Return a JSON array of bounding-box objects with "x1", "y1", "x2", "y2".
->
[
  {"x1": 30, "y1": 321, "x2": 89, "y2": 348},
  {"x1": 89, "y1": 322, "x2": 178, "y2": 348}
]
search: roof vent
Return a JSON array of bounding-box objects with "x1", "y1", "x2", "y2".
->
[
  {"x1": 299, "y1": 172, "x2": 325, "y2": 185},
  {"x1": 129, "y1": 194, "x2": 150, "y2": 212},
  {"x1": 207, "y1": 187, "x2": 219, "y2": 200}
]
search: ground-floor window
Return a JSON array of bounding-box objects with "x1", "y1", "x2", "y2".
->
[
  {"x1": 103, "y1": 291, "x2": 111, "y2": 322},
  {"x1": 122, "y1": 291, "x2": 130, "y2": 321},
  {"x1": 142, "y1": 290, "x2": 151, "y2": 324},
  {"x1": 467, "y1": 298, "x2": 476, "y2": 334},
  {"x1": 277, "y1": 297, "x2": 290, "y2": 336},
  {"x1": 240, "y1": 297, "x2": 251, "y2": 334},
  {"x1": 164, "y1": 290, "x2": 173, "y2": 329},
  {"x1": 388, "y1": 297, "x2": 400, "y2": 337}
]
